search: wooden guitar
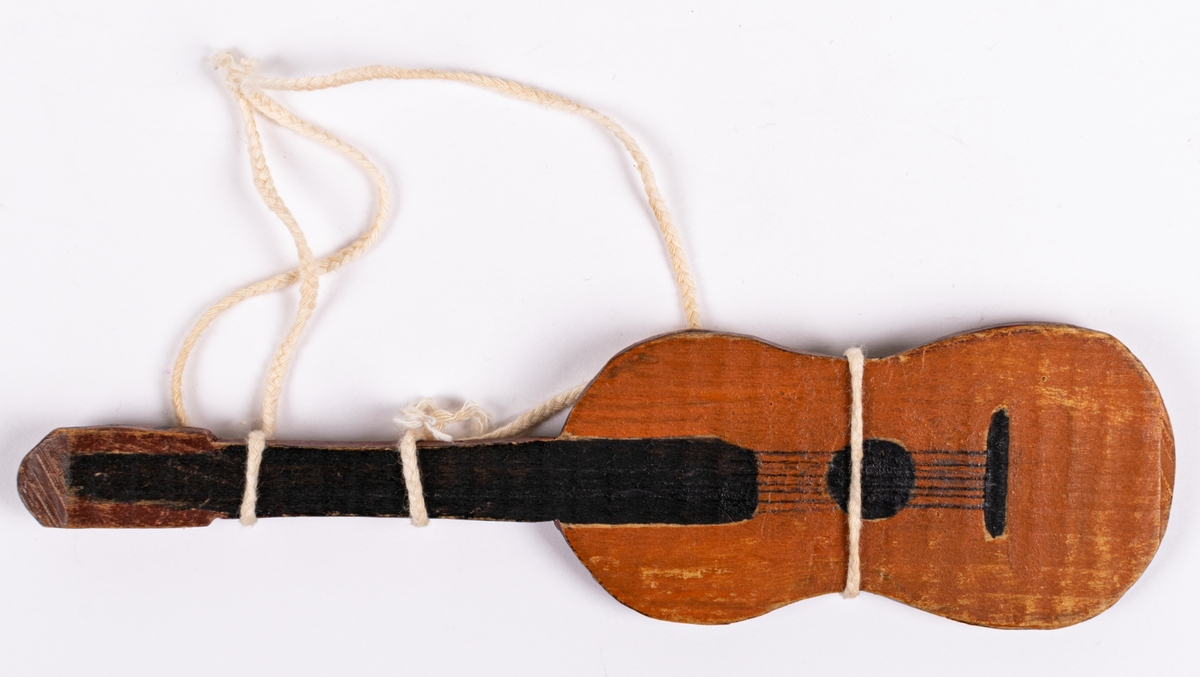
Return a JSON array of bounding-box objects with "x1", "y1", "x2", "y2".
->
[{"x1": 18, "y1": 324, "x2": 1174, "y2": 628}]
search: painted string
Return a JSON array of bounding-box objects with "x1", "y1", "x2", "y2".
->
[{"x1": 180, "y1": 52, "x2": 702, "y2": 526}]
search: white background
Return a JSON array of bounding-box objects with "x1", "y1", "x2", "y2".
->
[{"x1": 1, "y1": 2, "x2": 1197, "y2": 675}]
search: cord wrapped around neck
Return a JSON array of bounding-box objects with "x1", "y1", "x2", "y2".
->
[{"x1": 180, "y1": 52, "x2": 704, "y2": 526}]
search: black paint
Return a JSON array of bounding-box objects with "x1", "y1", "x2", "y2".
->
[
  {"x1": 982, "y1": 409, "x2": 1010, "y2": 538},
  {"x1": 826, "y1": 439, "x2": 917, "y2": 519},
  {"x1": 69, "y1": 437, "x2": 760, "y2": 525}
]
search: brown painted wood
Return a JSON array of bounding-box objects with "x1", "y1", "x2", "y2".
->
[
  {"x1": 16, "y1": 323, "x2": 1173, "y2": 628},
  {"x1": 559, "y1": 324, "x2": 1173, "y2": 627},
  {"x1": 20, "y1": 427, "x2": 238, "y2": 528}
]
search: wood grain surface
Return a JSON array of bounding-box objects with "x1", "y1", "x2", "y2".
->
[{"x1": 559, "y1": 324, "x2": 1173, "y2": 627}]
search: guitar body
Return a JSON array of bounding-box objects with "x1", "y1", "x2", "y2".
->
[{"x1": 559, "y1": 324, "x2": 1174, "y2": 627}]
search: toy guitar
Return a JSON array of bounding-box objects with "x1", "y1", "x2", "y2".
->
[{"x1": 18, "y1": 323, "x2": 1173, "y2": 628}]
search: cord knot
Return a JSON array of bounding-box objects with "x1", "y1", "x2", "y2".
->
[
  {"x1": 395, "y1": 399, "x2": 491, "y2": 526},
  {"x1": 396, "y1": 399, "x2": 491, "y2": 443},
  {"x1": 211, "y1": 49, "x2": 259, "y2": 92}
]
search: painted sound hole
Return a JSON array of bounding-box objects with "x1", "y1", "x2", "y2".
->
[{"x1": 826, "y1": 439, "x2": 916, "y2": 519}]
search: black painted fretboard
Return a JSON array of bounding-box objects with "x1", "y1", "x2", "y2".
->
[{"x1": 69, "y1": 437, "x2": 760, "y2": 525}]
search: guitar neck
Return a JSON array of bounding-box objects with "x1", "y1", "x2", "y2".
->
[{"x1": 18, "y1": 426, "x2": 760, "y2": 528}]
